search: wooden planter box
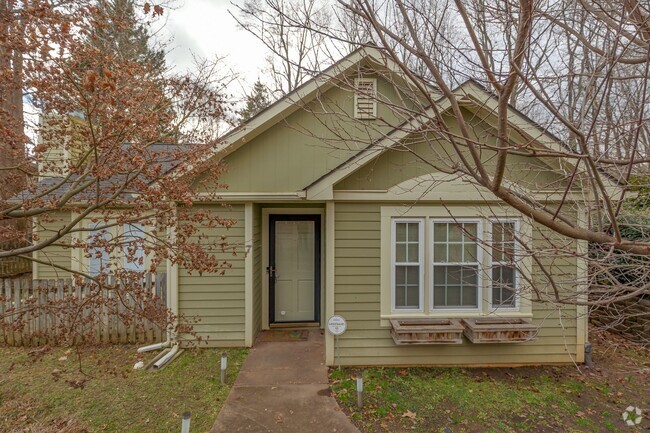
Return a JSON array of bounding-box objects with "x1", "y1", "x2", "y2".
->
[
  {"x1": 390, "y1": 318, "x2": 464, "y2": 345},
  {"x1": 461, "y1": 318, "x2": 538, "y2": 343}
]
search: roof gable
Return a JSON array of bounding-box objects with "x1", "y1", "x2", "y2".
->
[
  {"x1": 176, "y1": 46, "x2": 440, "y2": 182},
  {"x1": 305, "y1": 80, "x2": 621, "y2": 200}
]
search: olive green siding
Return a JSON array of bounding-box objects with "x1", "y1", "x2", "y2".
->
[
  {"x1": 178, "y1": 204, "x2": 246, "y2": 346},
  {"x1": 34, "y1": 212, "x2": 73, "y2": 279},
  {"x1": 336, "y1": 110, "x2": 564, "y2": 192},
  {"x1": 333, "y1": 202, "x2": 580, "y2": 366},
  {"x1": 195, "y1": 75, "x2": 414, "y2": 194}
]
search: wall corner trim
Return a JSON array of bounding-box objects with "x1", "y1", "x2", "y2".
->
[
  {"x1": 575, "y1": 206, "x2": 588, "y2": 363},
  {"x1": 325, "y1": 201, "x2": 336, "y2": 366},
  {"x1": 244, "y1": 202, "x2": 254, "y2": 347}
]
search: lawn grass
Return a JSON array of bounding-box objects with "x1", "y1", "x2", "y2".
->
[
  {"x1": 330, "y1": 333, "x2": 648, "y2": 433},
  {"x1": 0, "y1": 345, "x2": 248, "y2": 432},
  {"x1": 331, "y1": 367, "x2": 590, "y2": 432}
]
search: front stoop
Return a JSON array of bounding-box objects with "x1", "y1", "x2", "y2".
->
[{"x1": 211, "y1": 330, "x2": 359, "y2": 433}]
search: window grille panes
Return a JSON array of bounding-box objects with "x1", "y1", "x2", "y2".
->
[
  {"x1": 432, "y1": 222, "x2": 479, "y2": 309},
  {"x1": 88, "y1": 227, "x2": 112, "y2": 276},
  {"x1": 123, "y1": 223, "x2": 145, "y2": 273},
  {"x1": 394, "y1": 221, "x2": 421, "y2": 309},
  {"x1": 491, "y1": 222, "x2": 517, "y2": 308}
]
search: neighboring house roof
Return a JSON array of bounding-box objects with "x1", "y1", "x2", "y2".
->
[{"x1": 11, "y1": 143, "x2": 192, "y2": 202}]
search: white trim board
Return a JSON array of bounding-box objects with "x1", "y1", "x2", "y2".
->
[
  {"x1": 325, "y1": 201, "x2": 336, "y2": 366},
  {"x1": 244, "y1": 202, "x2": 254, "y2": 347},
  {"x1": 191, "y1": 192, "x2": 307, "y2": 202}
]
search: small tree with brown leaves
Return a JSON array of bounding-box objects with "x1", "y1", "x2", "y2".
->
[{"x1": 0, "y1": 1, "x2": 238, "y2": 347}]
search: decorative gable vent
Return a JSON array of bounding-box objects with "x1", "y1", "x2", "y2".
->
[{"x1": 354, "y1": 78, "x2": 377, "y2": 119}]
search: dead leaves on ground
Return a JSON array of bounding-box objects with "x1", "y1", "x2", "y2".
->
[{"x1": 402, "y1": 410, "x2": 416, "y2": 420}]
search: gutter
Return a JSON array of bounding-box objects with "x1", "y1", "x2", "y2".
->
[{"x1": 191, "y1": 191, "x2": 307, "y2": 202}]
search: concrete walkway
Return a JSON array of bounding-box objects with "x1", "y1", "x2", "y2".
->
[{"x1": 211, "y1": 330, "x2": 360, "y2": 433}]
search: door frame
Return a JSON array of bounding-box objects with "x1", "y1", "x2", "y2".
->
[
  {"x1": 269, "y1": 214, "x2": 321, "y2": 325},
  {"x1": 262, "y1": 208, "x2": 325, "y2": 329}
]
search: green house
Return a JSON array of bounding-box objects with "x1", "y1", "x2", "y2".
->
[{"x1": 33, "y1": 47, "x2": 605, "y2": 366}]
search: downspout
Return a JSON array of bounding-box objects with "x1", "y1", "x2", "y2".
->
[
  {"x1": 137, "y1": 204, "x2": 179, "y2": 365},
  {"x1": 137, "y1": 340, "x2": 170, "y2": 353},
  {"x1": 152, "y1": 343, "x2": 179, "y2": 369},
  {"x1": 136, "y1": 259, "x2": 173, "y2": 353}
]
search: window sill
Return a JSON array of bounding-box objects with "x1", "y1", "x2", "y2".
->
[{"x1": 380, "y1": 311, "x2": 533, "y2": 328}]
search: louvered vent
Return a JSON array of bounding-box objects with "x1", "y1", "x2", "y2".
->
[{"x1": 354, "y1": 78, "x2": 377, "y2": 119}]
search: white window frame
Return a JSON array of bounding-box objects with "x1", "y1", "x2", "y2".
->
[
  {"x1": 353, "y1": 78, "x2": 377, "y2": 120},
  {"x1": 391, "y1": 218, "x2": 425, "y2": 313},
  {"x1": 429, "y1": 218, "x2": 483, "y2": 313},
  {"x1": 488, "y1": 218, "x2": 521, "y2": 311},
  {"x1": 379, "y1": 206, "x2": 533, "y2": 325}
]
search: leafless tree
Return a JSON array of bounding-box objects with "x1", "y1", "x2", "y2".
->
[
  {"x1": 0, "y1": 1, "x2": 239, "y2": 346},
  {"x1": 239, "y1": 0, "x2": 650, "y2": 339},
  {"x1": 233, "y1": 0, "x2": 334, "y2": 97}
]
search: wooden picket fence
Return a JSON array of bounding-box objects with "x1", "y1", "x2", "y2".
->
[{"x1": 0, "y1": 274, "x2": 167, "y2": 347}]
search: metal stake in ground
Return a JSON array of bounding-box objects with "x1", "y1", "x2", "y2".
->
[
  {"x1": 221, "y1": 351, "x2": 227, "y2": 384},
  {"x1": 584, "y1": 342, "x2": 593, "y2": 367},
  {"x1": 181, "y1": 412, "x2": 191, "y2": 433},
  {"x1": 356, "y1": 371, "x2": 363, "y2": 409}
]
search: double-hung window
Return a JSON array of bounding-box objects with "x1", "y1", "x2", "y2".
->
[
  {"x1": 123, "y1": 223, "x2": 146, "y2": 273},
  {"x1": 85, "y1": 222, "x2": 148, "y2": 276},
  {"x1": 431, "y1": 220, "x2": 481, "y2": 310},
  {"x1": 386, "y1": 212, "x2": 524, "y2": 316},
  {"x1": 392, "y1": 219, "x2": 424, "y2": 311},
  {"x1": 88, "y1": 225, "x2": 112, "y2": 276},
  {"x1": 490, "y1": 220, "x2": 518, "y2": 309}
]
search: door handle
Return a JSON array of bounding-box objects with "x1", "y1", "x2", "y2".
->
[{"x1": 267, "y1": 266, "x2": 277, "y2": 281}]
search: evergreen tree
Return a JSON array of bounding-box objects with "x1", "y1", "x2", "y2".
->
[
  {"x1": 239, "y1": 80, "x2": 271, "y2": 121},
  {"x1": 82, "y1": 0, "x2": 173, "y2": 141},
  {"x1": 90, "y1": 0, "x2": 166, "y2": 75}
]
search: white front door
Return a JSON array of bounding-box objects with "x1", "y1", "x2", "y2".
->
[{"x1": 270, "y1": 216, "x2": 319, "y2": 323}]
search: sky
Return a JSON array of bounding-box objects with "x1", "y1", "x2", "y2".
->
[{"x1": 160, "y1": 0, "x2": 270, "y2": 97}]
